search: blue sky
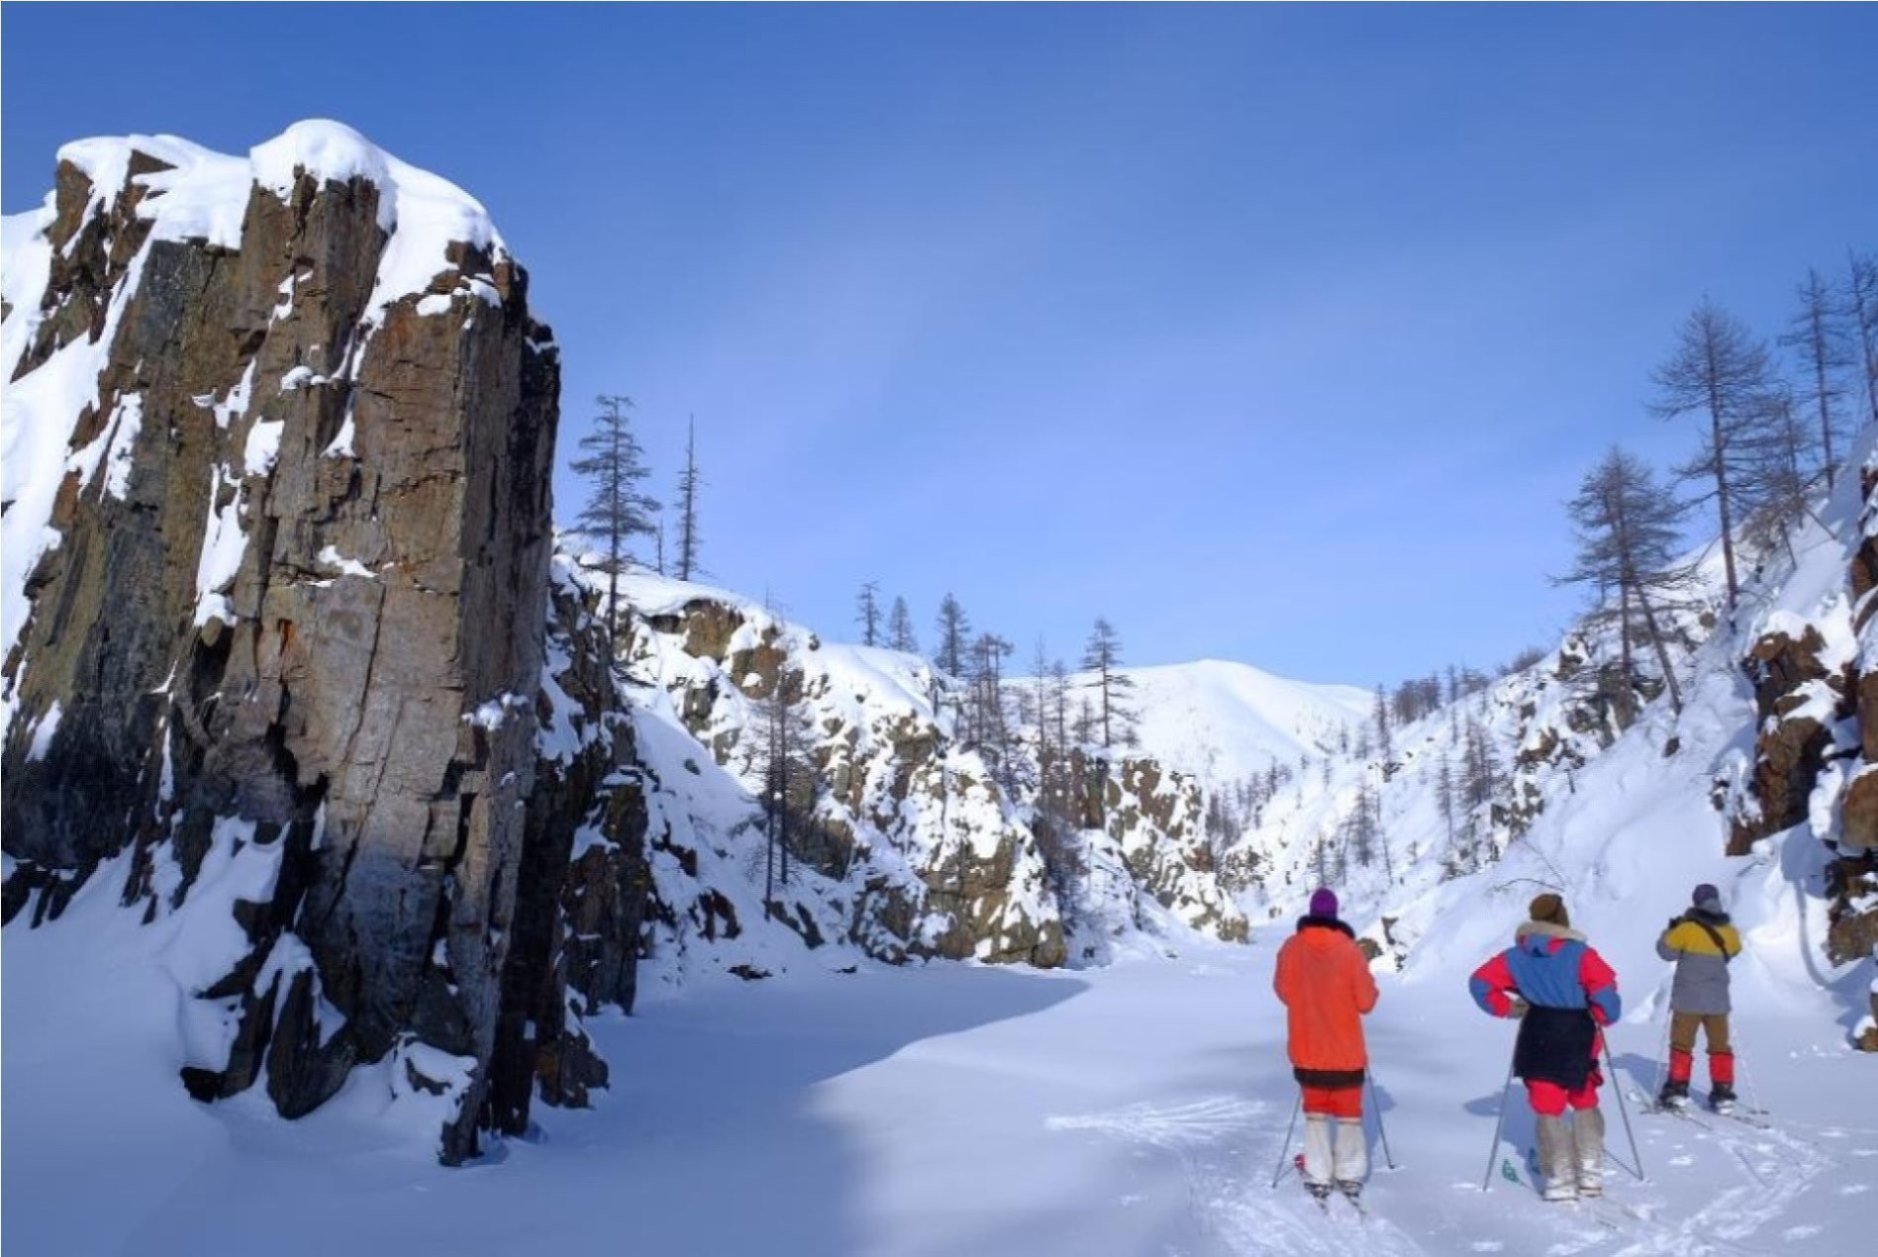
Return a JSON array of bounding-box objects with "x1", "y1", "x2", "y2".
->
[{"x1": 5, "y1": 5, "x2": 1875, "y2": 685}]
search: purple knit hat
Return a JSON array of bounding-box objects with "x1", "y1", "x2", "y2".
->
[
  {"x1": 1693, "y1": 883, "x2": 1722, "y2": 911},
  {"x1": 1309, "y1": 888, "x2": 1339, "y2": 919}
]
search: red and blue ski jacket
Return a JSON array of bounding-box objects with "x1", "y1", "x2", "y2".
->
[{"x1": 1469, "y1": 921, "x2": 1621, "y2": 1025}]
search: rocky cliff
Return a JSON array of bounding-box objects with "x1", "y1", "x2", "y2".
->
[
  {"x1": 0, "y1": 123, "x2": 1276, "y2": 1166},
  {"x1": 0, "y1": 122, "x2": 617, "y2": 1161}
]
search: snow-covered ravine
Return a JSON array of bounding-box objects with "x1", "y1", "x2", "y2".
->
[{"x1": 7, "y1": 887, "x2": 1872, "y2": 1257}]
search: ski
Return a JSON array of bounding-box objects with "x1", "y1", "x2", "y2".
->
[
  {"x1": 1295, "y1": 1155, "x2": 1370, "y2": 1220},
  {"x1": 1710, "y1": 1105, "x2": 1773, "y2": 1131},
  {"x1": 1297, "y1": 1155, "x2": 1331, "y2": 1213},
  {"x1": 1335, "y1": 1183, "x2": 1369, "y2": 1220},
  {"x1": 1641, "y1": 1093, "x2": 1774, "y2": 1135}
]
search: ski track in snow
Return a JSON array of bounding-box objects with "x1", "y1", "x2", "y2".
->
[
  {"x1": 1048, "y1": 1094, "x2": 1429, "y2": 1257},
  {"x1": 1532, "y1": 1101, "x2": 1839, "y2": 1257}
]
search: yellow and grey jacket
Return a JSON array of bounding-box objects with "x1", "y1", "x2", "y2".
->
[{"x1": 1655, "y1": 909, "x2": 1741, "y2": 1016}]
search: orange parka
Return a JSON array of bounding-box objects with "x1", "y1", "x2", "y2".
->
[{"x1": 1273, "y1": 916, "x2": 1380, "y2": 1084}]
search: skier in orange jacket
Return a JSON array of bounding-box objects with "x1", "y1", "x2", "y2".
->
[{"x1": 1274, "y1": 887, "x2": 1380, "y2": 1202}]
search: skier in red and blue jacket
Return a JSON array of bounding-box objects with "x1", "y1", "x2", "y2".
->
[{"x1": 1469, "y1": 893, "x2": 1621, "y2": 1202}]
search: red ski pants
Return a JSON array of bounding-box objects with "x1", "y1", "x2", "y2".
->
[
  {"x1": 1302, "y1": 1085, "x2": 1363, "y2": 1120},
  {"x1": 1526, "y1": 1076, "x2": 1600, "y2": 1117}
]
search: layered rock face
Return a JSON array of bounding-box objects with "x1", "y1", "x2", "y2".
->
[{"x1": 0, "y1": 123, "x2": 592, "y2": 1159}]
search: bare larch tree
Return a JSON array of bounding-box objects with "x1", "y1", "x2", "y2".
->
[
  {"x1": 1650, "y1": 300, "x2": 1773, "y2": 615},
  {"x1": 1781, "y1": 269, "x2": 1851, "y2": 487},
  {"x1": 1559, "y1": 446, "x2": 1694, "y2": 713},
  {"x1": 887, "y1": 596, "x2": 919, "y2": 653},
  {"x1": 1081, "y1": 617, "x2": 1136, "y2": 749},
  {"x1": 1847, "y1": 250, "x2": 1878, "y2": 427},
  {"x1": 571, "y1": 393, "x2": 660, "y2": 703},
  {"x1": 674, "y1": 416, "x2": 704, "y2": 581},
  {"x1": 934, "y1": 593, "x2": 971, "y2": 677},
  {"x1": 855, "y1": 581, "x2": 882, "y2": 647}
]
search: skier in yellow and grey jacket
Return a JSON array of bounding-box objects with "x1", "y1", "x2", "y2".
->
[{"x1": 1656, "y1": 883, "x2": 1743, "y2": 1112}]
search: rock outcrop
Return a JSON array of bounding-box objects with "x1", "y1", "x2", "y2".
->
[
  {"x1": 1831, "y1": 458, "x2": 1878, "y2": 1049},
  {"x1": 575, "y1": 569, "x2": 1254, "y2": 978},
  {"x1": 612, "y1": 574, "x2": 1070, "y2": 969},
  {"x1": 1060, "y1": 749, "x2": 1247, "y2": 945},
  {"x1": 1730, "y1": 621, "x2": 1854, "y2": 855},
  {"x1": 0, "y1": 123, "x2": 611, "y2": 1160}
]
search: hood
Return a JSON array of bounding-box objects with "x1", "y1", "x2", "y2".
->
[
  {"x1": 1296, "y1": 914, "x2": 1356, "y2": 940},
  {"x1": 1515, "y1": 918, "x2": 1585, "y2": 950}
]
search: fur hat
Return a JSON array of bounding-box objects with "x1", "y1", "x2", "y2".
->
[
  {"x1": 1309, "y1": 888, "x2": 1339, "y2": 919},
  {"x1": 1693, "y1": 883, "x2": 1723, "y2": 913},
  {"x1": 1529, "y1": 892, "x2": 1570, "y2": 928}
]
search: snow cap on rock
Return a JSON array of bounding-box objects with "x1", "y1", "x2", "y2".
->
[
  {"x1": 1693, "y1": 883, "x2": 1722, "y2": 912},
  {"x1": 1529, "y1": 892, "x2": 1570, "y2": 928},
  {"x1": 1309, "y1": 888, "x2": 1339, "y2": 919}
]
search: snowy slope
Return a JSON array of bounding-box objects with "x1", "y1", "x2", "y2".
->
[{"x1": 1118, "y1": 659, "x2": 1370, "y2": 790}]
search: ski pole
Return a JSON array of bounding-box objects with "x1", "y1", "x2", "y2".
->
[
  {"x1": 1480, "y1": 1042, "x2": 1518, "y2": 1193},
  {"x1": 1270, "y1": 1088, "x2": 1302, "y2": 1190},
  {"x1": 1648, "y1": 996, "x2": 1672, "y2": 1108},
  {"x1": 1735, "y1": 1035, "x2": 1764, "y2": 1118},
  {"x1": 1366, "y1": 1069, "x2": 1397, "y2": 1170},
  {"x1": 1602, "y1": 1033, "x2": 1645, "y2": 1181}
]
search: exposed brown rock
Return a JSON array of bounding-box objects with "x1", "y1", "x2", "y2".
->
[
  {"x1": 1730, "y1": 627, "x2": 1851, "y2": 854},
  {"x1": 1842, "y1": 769, "x2": 1878, "y2": 851},
  {"x1": 1, "y1": 139, "x2": 566, "y2": 1163}
]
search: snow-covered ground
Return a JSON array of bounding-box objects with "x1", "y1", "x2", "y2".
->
[{"x1": 6, "y1": 874, "x2": 1873, "y2": 1256}]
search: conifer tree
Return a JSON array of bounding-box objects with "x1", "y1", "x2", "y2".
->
[
  {"x1": 674, "y1": 416, "x2": 704, "y2": 580},
  {"x1": 1559, "y1": 447, "x2": 1695, "y2": 713},
  {"x1": 1081, "y1": 617, "x2": 1136, "y2": 749},
  {"x1": 855, "y1": 581, "x2": 883, "y2": 647},
  {"x1": 1847, "y1": 250, "x2": 1878, "y2": 427},
  {"x1": 887, "y1": 596, "x2": 919, "y2": 653},
  {"x1": 934, "y1": 593, "x2": 971, "y2": 676},
  {"x1": 1781, "y1": 269, "x2": 1851, "y2": 486},
  {"x1": 1651, "y1": 300, "x2": 1775, "y2": 613},
  {"x1": 571, "y1": 393, "x2": 660, "y2": 703}
]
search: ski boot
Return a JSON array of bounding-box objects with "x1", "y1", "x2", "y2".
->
[
  {"x1": 1657, "y1": 1079, "x2": 1690, "y2": 1110},
  {"x1": 1335, "y1": 1180, "x2": 1363, "y2": 1204},
  {"x1": 1708, "y1": 1083, "x2": 1737, "y2": 1115}
]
